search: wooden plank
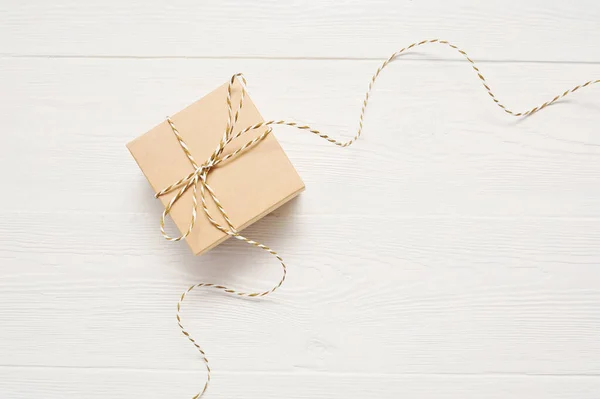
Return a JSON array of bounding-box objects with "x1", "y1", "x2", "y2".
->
[
  {"x1": 1, "y1": 211, "x2": 599, "y2": 373},
  {"x1": 1, "y1": 367, "x2": 600, "y2": 399},
  {"x1": 1, "y1": 0, "x2": 600, "y2": 61},
  {"x1": 0, "y1": 58, "x2": 598, "y2": 218}
]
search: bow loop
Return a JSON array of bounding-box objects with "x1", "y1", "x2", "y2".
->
[{"x1": 156, "y1": 74, "x2": 261, "y2": 242}]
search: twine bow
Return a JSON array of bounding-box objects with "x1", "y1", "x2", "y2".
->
[
  {"x1": 155, "y1": 73, "x2": 275, "y2": 246},
  {"x1": 151, "y1": 40, "x2": 598, "y2": 399}
]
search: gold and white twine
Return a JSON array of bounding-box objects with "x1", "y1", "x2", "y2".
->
[{"x1": 152, "y1": 40, "x2": 598, "y2": 399}]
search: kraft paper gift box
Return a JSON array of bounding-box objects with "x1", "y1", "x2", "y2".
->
[{"x1": 127, "y1": 79, "x2": 305, "y2": 255}]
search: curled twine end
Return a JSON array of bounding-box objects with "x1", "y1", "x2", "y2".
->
[{"x1": 151, "y1": 40, "x2": 597, "y2": 399}]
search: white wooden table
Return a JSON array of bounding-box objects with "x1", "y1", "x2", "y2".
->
[{"x1": 1, "y1": 1, "x2": 599, "y2": 398}]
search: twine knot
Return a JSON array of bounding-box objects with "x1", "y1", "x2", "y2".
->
[{"x1": 154, "y1": 73, "x2": 275, "y2": 243}]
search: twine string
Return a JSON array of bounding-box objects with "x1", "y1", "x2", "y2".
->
[{"x1": 153, "y1": 39, "x2": 598, "y2": 399}]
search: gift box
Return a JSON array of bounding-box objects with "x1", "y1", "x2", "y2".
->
[{"x1": 127, "y1": 78, "x2": 305, "y2": 255}]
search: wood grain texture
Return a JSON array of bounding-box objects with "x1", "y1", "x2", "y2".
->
[
  {"x1": 2, "y1": 369, "x2": 600, "y2": 399},
  {"x1": 1, "y1": 0, "x2": 600, "y2": 61},
  {"x1": 1, "y1": 59, "x2": 599, "y2": 218},
  {"x1": 1, "y1": 1, "x2": 600, "y2": 398},
  {"x1": 2, "y1": 211, "x2": 600, "y2": 373},
  {"x1": 4, "y1": 368, "x2": 600, "y2": 399}
]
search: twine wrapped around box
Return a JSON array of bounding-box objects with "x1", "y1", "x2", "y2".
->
[{"x1": 139, "y1": 39, "x2": 598, "y2": 399}]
